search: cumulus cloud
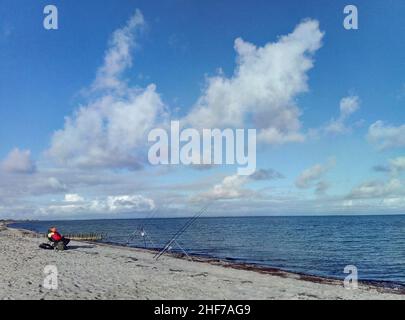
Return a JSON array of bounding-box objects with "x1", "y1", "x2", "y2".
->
[
  {"x1": 372, "y1": 164, "x2": 391, "y2": 173},
  {"x1": 196, "y1": 174, "x2": 250, "y2": 201},
  {"x1": 92, "y1": 9, "x2": 145, "y2": 91},
  {"x1": 38, "y1": 177, "x2": 68, "y2": 194},
  {"x1": 184, "y1": 19, "x2": 324, "y2": 145},
  {"x1": 48, "y1": 10, "x2": 166, "y2": 170},
  {"x1": 348, "y1": 179, "x2": 402, "y2": 199},
  {"x1": 64, "y1": 194, "x2": 84, "y2": 203},
  {"x1": 296, "y1": 164, "x2": 325, "y2": 188},
  {"x1": 48, "y1": 85, "x2": 165, "y2": 170},
  {"x1": 324, "y1": 95, "x2": 360, "y2": 135},
  {"x1": 7, "y1": 13, "x2": 384, "y2": 218},
  {"x1": 380, "y1": 197, "x2": 405, "y2": 208},
  {"x1": 104, "y1": 195, "x2": 155, "y2": 212},
  {"x1": 194, "y1": 168, "x2": 283, "y2": 201},
  {"x1": 250, "y1": 168, "x2": 284, "y2": 181},
  {"x1": 390, "y1": 156, "x2": 405, "y2": 173},
  {"x1": 367, "y1": 121, "x2": 405, "y2": 150},
  {"x1": 295, "y1": 158, "x2": 335, "y2": 191},
  {"x1": 349, "y1": 157, "x2": 405, "y2": 201},
  {"x1": 0, "y1": 163, "x2": 164, "y2": 218},
  {"x1": 1, "y1": 148, "x2": 36, "y2": 174},
  {"x1": 372, "y1": 156, "x2": 405, "y2": 176},
  {"x1": 340, "y1": 95, "x2": 360, "y2": 117},
  {"x1": 48, "y1": 14, "x2": 326, "y2": 176},
  {"x1": 314, "y1": 181, "x2": 330, "y2": 195},
  {"x1": 0, "y1": 173, "x2": 68, "y2": 214},
  {"x1": 38, "y1": 194, "x2": 155, "y2": 216},
  {"x1": 48, "y1": 16, "x2": 324, "y2": 173}
]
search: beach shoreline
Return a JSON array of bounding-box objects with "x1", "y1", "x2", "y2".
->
[{"x1": 1, "y1": 221, "x2": 404, "y2": 300}]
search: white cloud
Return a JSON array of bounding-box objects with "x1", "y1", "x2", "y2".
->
[
  {"x1": 48, "y1": 10, "x2": 167, "y2": 170},
  {"x1": 41, "y1": 177, "x2": 67, "y2": 194},
  {"x1": 194, "y1": 169, "x2": 283, "y2": 201},
  {"x1": 390, "y1": 156, "x2": 405, "y2": 173},
  {"x1": 348, "y1": 156, "x2": 405, "y2": 202},
  {"x1": 37, "y1": 194, "x2": 155, "y2": 217},
  {"x1": 348, "y1": 178, "x2": 402, "y2": 199},
  {"x1": 48, "y1": 16, "x2": 325, "y2": 173},
  {"x1": 340, "y1": 95, "x2": 360, "y2": 117},
  {"x1": 340, "y1": 196, "x2": 405, "y2": 212},
  {"x1": 0, "y1": 172, "x2": 67, "y2": 202},
  {"x1": 8, "y1": 13, "x2": 399, "y2": 218},
  {"x1": 367, "y1": 121, "x2": 405, "y2": 150},
  {"x1": 195, "y1": 174, "x2": 250, "y2": 201},
  {"x1": 64, "y1": 194, "x2": 84, "y2": 203},
  {"x1": 105, "y1": 195, "x2": 155, "y2": 212},
  {"x1": 296, "y1": 164, "x2": 325, "y2": 188},
  {"x1": 381, "y1": 197, "x2": 405, "y2": 208},
  {"x1": 1, "y1": 148, "x2": 36, "y2": 174},
  {"x1": 209, "y1": 174, "x2": 250, "y2": 200},
  {"x1": 250, "y1": 168, "x2": 284, "y2": 181},
  {"x1": 324, "y1": 95, "x2": 360, "y2": 135},
  {"x1": 373, "y1": 156, "x2": 405, "y2": 176},
  {"x1": 184, "y1": 19, "x2": 324, "y2": 145},
  {"x1": 49, "y1": 85, "x2": 165, "y2": 170},
  {"x1": 295, "y1": 158, "x2": 335, "y2": 190},
  {"x1": 92, "y1": 9, "x2": 145, "y2": 91},
  {"x1": 314, "y1": 180, "x2": 329, "y2": 195}
]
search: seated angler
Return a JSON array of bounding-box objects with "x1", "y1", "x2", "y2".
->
[{"x1": 47, "y1": 227, "x2": 70, "y2": 249}]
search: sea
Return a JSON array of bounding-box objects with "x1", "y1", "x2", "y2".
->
[{"x1": 10, "y1": 215, "x2": 405, "y2": 287}]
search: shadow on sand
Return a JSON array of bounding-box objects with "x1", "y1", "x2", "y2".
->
[{"x1": 67, "y1": 245, "x2": 96, "y2": 250}]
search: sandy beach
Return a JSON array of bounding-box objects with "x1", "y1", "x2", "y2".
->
[{"x1": 0, "y1": 223, "x2": 404, "y2": 300}]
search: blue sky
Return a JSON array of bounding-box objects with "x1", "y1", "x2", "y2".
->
[{"x1": 1, "y1": 0, "x2": 405, "y2": 219}]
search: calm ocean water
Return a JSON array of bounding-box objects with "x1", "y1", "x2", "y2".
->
[{"x1": 11, "y1": 215, "x2": 405, "y2": 286}]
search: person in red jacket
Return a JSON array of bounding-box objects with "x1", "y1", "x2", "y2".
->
[{"x1": 47, "y1": 227, "x2": 70, "y2": 247}]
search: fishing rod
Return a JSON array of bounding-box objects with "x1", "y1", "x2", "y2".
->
[
  {"x1": 154, "y1": 203, "x2": 211, "y2": 260},
  {"x1": 154, "y1": 206, "x2": 208, "y2": 260},
  {"x1": 158, "y1": 203, "x2": 209, "y2": 252},
  {"x1": 126, "y1": 207, "x2": 158, "y2": 246},
  {"x1": 153, "y1": 205, "x2": 208, "y2": 259},
  {"x1": 173, "y1": 204, "x2": 210, "y2": 240}
]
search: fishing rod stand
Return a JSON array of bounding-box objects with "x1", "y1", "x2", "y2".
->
[
  {"x1": 127, "y1": 228, "x2": 156, "y2": 249},
  {"x1": 154, "y1": 238, "x2": 192, "y2": 261},
  {"x1": 171, "y1": 239, "x2": 192, "y2": 261}
]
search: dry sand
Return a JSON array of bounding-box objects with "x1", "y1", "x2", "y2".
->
[{"x1": 1, "y1": 224, "x2": 404, "y2": 300}]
